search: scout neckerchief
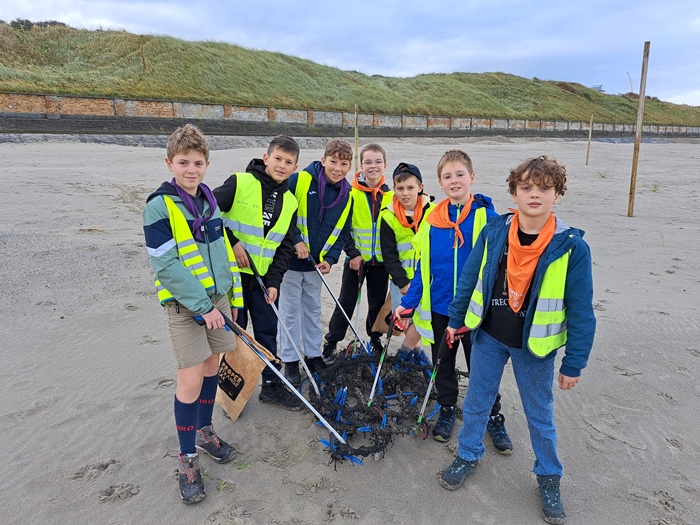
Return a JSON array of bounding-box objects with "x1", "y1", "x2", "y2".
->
[
  {"x1": 425, "y1": 195, "x2": 474, "y2": 248},
  {"x1": 506, "y1": 210, "x2": 556, "y2": 313},
  {"x1": 392, "y1": 194, "x2": 424, "y2": 233},
  {"x1": 171, "y1": 178, "x2": 217, "y2": 241}
]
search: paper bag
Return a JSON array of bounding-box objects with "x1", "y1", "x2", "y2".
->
[
  {"x1": 216, "y1": 323, "x2": 277, "y2": 420},
  {"x1": 371, "y1": 292, "x2": 402, "y2": 336}
]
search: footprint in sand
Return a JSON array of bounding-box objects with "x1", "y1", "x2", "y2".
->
[
  {"x1": 98, "y1": 483, "x2": 139, "y2": 502},
  {"x1": 124, "y1": 304, "x2": 139, "y2": 311},
  {"x1": 139, "y1": 335, "x2": 159, "y2": 345},
  {"x1": 70, "y1": 459, "x2": 119, "y2": 480},
  {"x1": 665, "y1": 438, "x2": 683, "y2": 450},
  {"x1": 157, "y1": 379, "x2": 176, "y2": 388}
]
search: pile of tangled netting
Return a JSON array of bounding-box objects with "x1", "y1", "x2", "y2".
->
[{"x1": 302, "y1": 346, "x2": 441, "y2": 466}]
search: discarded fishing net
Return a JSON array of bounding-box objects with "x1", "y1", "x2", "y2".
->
[{"x1": 303, "y1": 348, "x2": 438, "y2": 466}]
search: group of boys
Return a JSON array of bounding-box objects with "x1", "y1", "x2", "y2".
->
[{"x1": 143, "y1": 124, "x2": 595, "y2": 525}]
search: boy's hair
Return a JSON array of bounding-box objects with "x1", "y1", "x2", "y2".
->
[
  {"x1": 436, "y1": 149, "x2": 473, "y2": 180},
  {"x1": 267, "y1": 134, "x2": 300, "y2": 161},
  {"x1": 323, "y1": 139, "x2": 353, "y2": 161},
  {"x1": 166, "y1": 124, "x2": 209, "y2": 161},
  {"x1": 360, "y1": 143, "x2": 386, "y2": 163},
  {"x1": 507, "y1": 155, "x2": 567, "y2": 196}
]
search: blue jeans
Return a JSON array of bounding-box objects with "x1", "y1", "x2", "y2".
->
[{"x1": 456, "y1": 329, "x2": 563, "y2": 477}]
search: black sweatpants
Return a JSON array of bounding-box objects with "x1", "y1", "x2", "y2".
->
[
  {"x1": 237, "y1": 274, "x2": 281, "y2": 383},
  {"x1": 325, "y1": 260, "x2": 389, "y2": 343},
  {"x1": 432, "y1": 311, "x2": 501, "y2": 416}
]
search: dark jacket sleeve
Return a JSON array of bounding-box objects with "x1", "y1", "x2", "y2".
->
[
  {"x1": 324, "y1": 206, "x2": 353, "y2": 267},
  {"x1": 380, "y1": 216, "x2": 409, "y2": 287},
  {"x1": 264, "y1": 211, "x2": 297, "y2": 290},
  {"x1": 558, "y1": 238, "x2": 596, "y2": 377},
  {"x1": 343, "y1": 230, "x2": 361, "y2": 259},
  {"x1": 213, "y1": 175, "x2": 240, "y2": 245}
]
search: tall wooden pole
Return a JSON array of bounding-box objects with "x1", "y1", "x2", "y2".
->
[
  {"x1": 585, "y1": 114, "x2": 593, "y2": 165},
  {"x1": 628, "y1": 41, "x2": 651, "y2": 217},
  {"x1": 354, "y1": 104, "x2": 359, "y2": 174}
]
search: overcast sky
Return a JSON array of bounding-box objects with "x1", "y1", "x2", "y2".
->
[{"x1": 2, "y1": 1, "x2": 699, "y2": 106}]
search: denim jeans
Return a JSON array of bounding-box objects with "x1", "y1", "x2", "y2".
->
[
  {"x1": 457, "y1": 329, "x2": 563, "y2": 477},
  {"x1": 278, "y1": 269, "x2": 324, "y2": 361}
]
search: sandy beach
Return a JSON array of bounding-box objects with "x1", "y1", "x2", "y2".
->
[{"x1": 1, "y1": 135, "x2": 698, "y2": 525}]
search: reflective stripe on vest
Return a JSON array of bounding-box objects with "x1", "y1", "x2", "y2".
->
[
  {"x1": 294, "y1": 171, "x2": 352, "y2": 263},
  {"x1": 464, "y1": 243, "x2": 570, "y2": 358},
  {"x1": 155, "y1": 195, "x2": 243, "y2": 308},
  {"x1": 380, "y1": 204, "x2": 434, "y2": 282},
  {"x1": 350, "y1": 188, "x2": 393, "y2": 262},
  {"x1": 413, "y1": 206, "x2": 488, "y2": 345},
  {"x1": 220, "y1": 172, "x2": 297, "y2": 276},
  {"x1": 528, "y1": 251, "x2": 569, "y2": 357}
]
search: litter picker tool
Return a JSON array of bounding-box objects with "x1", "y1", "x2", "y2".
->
[
  {"x1": 245, "y1": 252, "x2": 320, "y2": 396},
  {"x1": 366, "y1": 307, "x2": 414, "y2": 407},
  {"x1": 309, "y1": 254, "x2": 371, "y2": 356},
  {"x1": 415, "y1": 325, "x2": 469, "y2": 438},
  {"x1": 193, "y1": 310, "x2": 345, "y2": 444}
]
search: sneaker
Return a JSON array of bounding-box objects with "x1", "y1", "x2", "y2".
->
[
  {"x1": 195, "y1": 424, "x2": 236, "y2": 464},
  {"x1": 259, "y1": 380, "x2": 303, "y2": 411},
  {"x1": 305, "y1": 356, "x2": 328, "y2": 375},
  {"x1": 322, "y1": 341, "x2": 337, "y2": 365},
  {"x1": 432, "y1": 405, "x2": 457, "y2": 442},
  {"x1": 537, "y1": 475, "x2": 566, "y2": 524},
  {"x1": 178, "y1": 453, "x2": 206, "y2": 504},
  {"x1": 284, "y1": 361, "x2": 301, "y2": 387},
  {"x1": 370, "y1": 338, "x2": 383, "y2": 354},
  {"x1": 486, "y1": 413, "x2": 513, "y2": 455},
  {"x1": 439, "y1": 456, "x2": 478, "y2": 491}
]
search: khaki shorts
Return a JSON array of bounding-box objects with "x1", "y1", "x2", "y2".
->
[{"x1": 164, "y1": 295, "x2": 236, "y2": 369}]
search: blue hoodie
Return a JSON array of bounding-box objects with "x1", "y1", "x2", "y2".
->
[
  {"x1": 401, "y1": 194, "x2": 498, "y2": 315},
  {"x1": 448, "y1": 213, "x2": 596, "y2": 377},
  {"x1": 287, "y1": 161, "x2": 353, "y2": 272}
]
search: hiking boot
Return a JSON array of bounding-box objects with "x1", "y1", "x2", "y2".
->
[
  {"x1": 322, "y1": 341, "x2": 337, "y2": 365},
  {"x1": 284, "y1": 361, "x2": 301, "y2": 387},
  {"x1": 178, "y1": 453, "x2": 205, "y2": 504},
  {"x1": 305, "y1": 356, "x2": 328, "y2": 375},
  {"x1": 439, "y1": 456, "x2": 478, "y2": 491},
  {"x1": 432, "y1": 405, "x2": 457, "y2": 442},
  {"x1": 259, "y1": 380, "x2": 303, "y2": 411},
  {"x1": 195, "y1": 424, "x2": 236, "y2": 464},
  {"x1": 537, "y1": 475, "x2": 566, "y2": 524},
  {"x1": 486, "y1": 413, "x2": 513, "y2": 455},
  {"x1": 370, "y1": 338, "x2": 383, "y2": 354}
]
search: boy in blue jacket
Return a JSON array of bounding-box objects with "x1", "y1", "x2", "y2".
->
[
  {"x1": 394, "y1": 150, "x2": 509, "y2": 448},
  {"x1": 439, "y1": 155, "x2": 596, "y2": 525},
  {"x1": 279, "y1": 140, "x2": 353, "y2": 385}
]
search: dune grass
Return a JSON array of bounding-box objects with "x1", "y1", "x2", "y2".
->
[{"x1": 1, "y1": 22, "x2": 699, "y2": 126}]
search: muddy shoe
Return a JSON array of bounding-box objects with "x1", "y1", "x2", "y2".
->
[
  {"x1": 178, "y1": 453, "x2": 205, "y2": 504},
  {"x1": 486, "y1": 413, "x2": 513, "y2": 455},
  {"x1": 195, "y1": 424, "x2": 236, "y2": 464},
  {"x1": 432, "y1": 405, "x2": 457, "y2": 442},
  {"x1": 305, "y1": 356, "x2": 328, "y2": 375},
  {"x1": 322, "y1": 340, "x2": 337, "y2": 364},
  {"x1": 284, "y1": 361, "x2": 302, "y2": 387},
  {"x1": 439, "y1": 456, "x2": 478, "y2": 491},
  {"x1": 259, "y1": 380, "x2": 303, "y2": 411}
]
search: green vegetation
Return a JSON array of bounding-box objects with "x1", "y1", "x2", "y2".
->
[{"x1": 1, "y1": 21, "x2": 699, "y2": 125}]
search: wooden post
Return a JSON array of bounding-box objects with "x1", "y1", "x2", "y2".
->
[
  {"x1": 585, "y1": 114, "x2": 593, "y2": 165},
  {"x1": 354, "y1": 104, "x2": 359, "y2": 174},
  {"x1": 628, "y1": 41, "x2": 650, "y2": 217}
]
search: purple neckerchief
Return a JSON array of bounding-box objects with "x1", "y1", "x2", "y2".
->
[
  {"x1": 317, "y1": 168, "x2": 350, "y2": 222},
  {"x1": 171, "y1": 178, "x2": 218, "y2": 241}
]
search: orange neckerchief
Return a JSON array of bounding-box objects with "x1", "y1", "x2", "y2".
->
[
  {"x1": 392, "y1": 195, "x2": 424, "y2": 233},
  {"x1": 506, "y1": 211, "x2": 556, "y2": 313},
  {"x1": 351, "y1": 171, "x2": 386, "y2": 199},
  {"x1": 426, "y1": 196, "x2": 474, "y2": 248}
]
